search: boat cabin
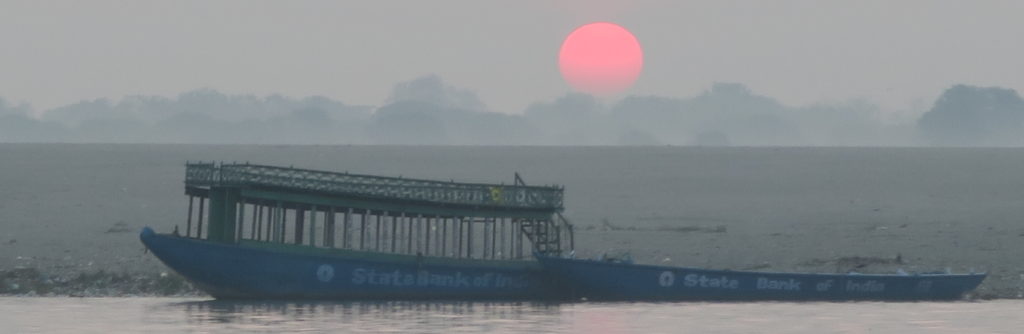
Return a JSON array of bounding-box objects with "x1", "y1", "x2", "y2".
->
[{"x1": 181, "y1": 162, "x2": 574, "y2": 260}]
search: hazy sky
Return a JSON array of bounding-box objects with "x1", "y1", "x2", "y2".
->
[{"x1": 2, "y1": 0, "x2": 1022, "y2": 116}]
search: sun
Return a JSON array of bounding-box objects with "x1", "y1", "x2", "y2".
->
[{"x1": 559, "y1": 22, "x2": 643, "y2": 96}]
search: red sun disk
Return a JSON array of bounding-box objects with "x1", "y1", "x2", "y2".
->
[{"x1": 559, "y1": 22, "x2": 643, "y2": 96}]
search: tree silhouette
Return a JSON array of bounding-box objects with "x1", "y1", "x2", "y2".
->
[{"x1": 918, "y1": 85, "x2": 1024, "y2": 146}]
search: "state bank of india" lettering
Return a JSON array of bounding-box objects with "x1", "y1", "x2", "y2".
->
[
  {"x1": 846, "y1": 280, "x2": 885, "y2": 292},
  {"x1": 756, "y1": 277, "x2": 802, "y2": 291},
  {"x1": 683, "y1": 274, "x2": 739, "y2": 289},
  {"x1": 350, "y1": 268, "x2": 529, "y2": 289}
]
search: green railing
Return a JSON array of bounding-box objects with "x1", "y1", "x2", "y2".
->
[{"x1": 185, "y1": 162, "x2": 564, "y2": 211}]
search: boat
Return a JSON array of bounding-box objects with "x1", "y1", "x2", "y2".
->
[
  {"x1": 536, "y1": 255, "x2": 986, "y2": 301},
  {"x1": 141, "y1": 162, "x2": 986, "y2": 301},
  {"x1": 140, "y1": 162, "x2": 574, "y2": 299}
]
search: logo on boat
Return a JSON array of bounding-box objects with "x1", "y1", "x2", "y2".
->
[
  {"x1": 317, "y1": 264, "x2": 335, "y2": 282},
  {"x1": 659, "y1": 271, "x2": 675, "y2": 287}
]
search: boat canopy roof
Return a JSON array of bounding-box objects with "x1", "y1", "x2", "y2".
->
[{"x1": 185, "y1": 162, "x2": 564, "y2": 212}]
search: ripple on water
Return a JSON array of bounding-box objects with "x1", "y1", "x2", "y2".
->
[{"x1": 2, "y1": 298, "x2": 1024, "y2": 333}]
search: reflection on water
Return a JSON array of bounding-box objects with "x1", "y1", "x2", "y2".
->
[
  {"x1": 163, "y1": 300, "x2": 563, "y2": 332},
  {"x1": 4, "y1": 298, "x2": 1024, "y2": 333}
]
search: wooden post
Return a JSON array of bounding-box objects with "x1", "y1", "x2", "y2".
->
[
  {"x1": 512, "y1": 219, "x2": 518, "y2": 259},
  {"x1": 343, "y1": 208, "x2": 352, "y2": 249},
  {"x1": 392, "y1": 212, "x2": 400, "y2": 253},
  {"x1": 536, "y1": 219, "x2": 544, "y2": 253},
  {"x1": 569, "y1": 223, "x2": 575, "y2": 253},
  {"x1": 459, "y1": 217, "x2": 465, "y2": 258},
  {"x1": 376, "y1": 212, "x2": 383, "y2": 251},
  {"x1": 222, "y1": 189, "x2": 237, "y2": 243},
  {"x1": 424, "y1": 216, "x2": 431, "y2": 255},
  {"x1": 521, "y1": 220, "x2": 527, "y2": 259},
  {"x1": 266, "y1": 204, "x2": 274, "y2": 241},
  {"x1": 277, "y1": 203, "x2": 285, "y2": 243},
  {"x1": 279, "y1": 205, "x2": 286, "y2": 243},
  {"x1": 236, "y1": 202, "x2": 245, "y2": 242},
  {"x1": 186, "y1": 196, "x2": 194, "y2": 238},
  {"x1": 529, "y1": 219, "x2": 536, "y2": 254},
  {"x1": 461, "y1": 217, "x2": 467, "y2": 258},
  {"x1": 271, "y1": 204, "x2": 278, "y2": 243},
  {"x1": 196, "y1": 197, "x2": 205, "y2": 239},
  {"x1": 455, "y1": 217, "x2": 462, "y2": 258},
  {"x1": 499, "y1": 217, "x2": 505, "y2": 259},
  {"x1": 294, "y1": 207, "x2": 305, "y2": 245},
  {"x1": 269, "y1": 206, "x2": 277, "y2": 242},
  {"x1": 484, "y1": 218, "x2": 491, "y2": 259},
  {"x1": 467, "y1": 217, "x2": 473, "y2": 258},
  {"x1": 557, "y1": 220, "x2": 563, "y2": 254},
  {"x1": 250, "y1": 203, "x2": 258, "y2": 240},
  {"x1": 550, "y1": 220, "x2": 556, "y2": 253},
  {"x1": 325, "y1": 207, "x2": 336, "y2": 248},
  {"x1": 359, "y1": 210, "x2": 367, "y2": 250},
  {"x1": 255, "y1": 204, "x2": 263, "y2": 241},
  {"x1": 549, "y1": 220, "x2": 555, "y2": 253},
  {"x1": 516, "y1": 219, "x2": 522, "y2": 259},
  {"x1": 441, "y1": 216, "x2": 447, "y2": 257},
  {"x1": 411, "y1": 214, "x2": 419, "y2": 254},
  {"x1": 266, "y1": 205, "x2": 273, "y2": 242},
  {"x1": 490, "y1": 218, "x2": 497, "y2": 259},
  {"x1": 545, "y1": 219, "x2": 551, "y2": 254},
  {"x1": 514, "y1": 219, "x2": 519, "y2": 259},
  {"x1": 308, "y1": 206, "x2": 317, "y2": 247},
  {"x1": 403, "y1": 214, "x2": 411, "y2": 253}
]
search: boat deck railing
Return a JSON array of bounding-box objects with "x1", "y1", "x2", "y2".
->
[{"x1": 185, "y1": 162, "x2": 564, "y2": 211}]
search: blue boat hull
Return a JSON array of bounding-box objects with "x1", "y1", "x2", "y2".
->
[
  {"x1": 140, "y1": 228, "x2": 560, "y2": 300},
  {"x1": 537, "y1": 256, "x2": 986, "y2": 301}
]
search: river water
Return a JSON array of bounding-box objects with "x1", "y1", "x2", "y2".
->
[
  {"x1": 2, "y1": 298, "x2": 1020, "y2": 333},
  {"x1": 2, "y1": 145, "x2": 1022, "y2": 332}
]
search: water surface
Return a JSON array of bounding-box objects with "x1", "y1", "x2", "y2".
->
[{"x1": 3, "y1": 298, "x2": 1020, "y2": 333}]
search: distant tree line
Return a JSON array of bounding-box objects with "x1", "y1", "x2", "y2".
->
[
  {"x1": 1, "y1": 75, "x2": 1022, "y2": 146},
  {"x1": 918, "y1": 85, "x2": 1024, "y2": 146}
]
